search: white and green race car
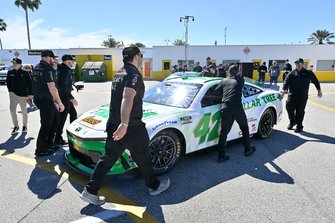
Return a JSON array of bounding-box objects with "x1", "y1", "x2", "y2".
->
[{"x1": 65, "y1": 76, "x2": 282, "y2": 175}]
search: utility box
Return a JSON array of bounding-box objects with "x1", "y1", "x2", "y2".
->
[{"x1": 82, "y1": 62, "x2": 106, "y2": 82}]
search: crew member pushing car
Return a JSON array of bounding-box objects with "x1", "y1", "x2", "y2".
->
[
  {"x1": 80, "y1": 46, "x2": 170, "y2": 206},
  {"x1": 217, "y1": 65, "x2": 256, "y2": 163}
]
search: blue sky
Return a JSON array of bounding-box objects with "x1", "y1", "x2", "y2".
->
[{"x1": 0, "y1": 0, "x2": 334, "y2": 49}]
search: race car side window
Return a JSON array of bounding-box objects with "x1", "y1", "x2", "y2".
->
[
  {"x1": 201, "y1": 84, "x2": 223, "y2": 107},
  {"x1": 243, "y1": 84, "x2": 262, "y2": 98}
]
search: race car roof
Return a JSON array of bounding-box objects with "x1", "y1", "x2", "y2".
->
[{"x1": 164, "y1": 76, "x2": 261, "y2": 88}]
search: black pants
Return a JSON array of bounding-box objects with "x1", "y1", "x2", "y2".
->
[
  {"x1": 69, "y1": 102, "x2": 77, "y2": 123},
  {"x1": 34, "y1": 98, "x2": 59, "y2": 153},
  {"x1": 286, "y1": 96, "x2": 308, "y2": 129},
  {"x1": 86, "y1": 123, "x2": 160, "y2": 195},
  {"x1": 218, "y1": 106, "x2": 251, "y2": 158},
  {"x1": 55, "y1": 95, "x2": 71, "y2": 141}
]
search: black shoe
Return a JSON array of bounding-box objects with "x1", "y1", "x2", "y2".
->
[
  {"x1": 22, "y1": 126, "x2": 27, "y2": 133},
  {"x1": 35, "y1": 149, "x2": 54, "y2": 157},
  {"x1": 294, "y1": 128, "x2": 303, "y2": 133},
  {"x1": 244, "y1": 146, "x2": 256, "y2": 156},
  {"x1": 216, "y1": 155, "x2": 230, "y2": 163},
  {"x1": 287, "y1": 123, "x2": 296, "y2": 130},
  {"x1": 11, "y1": 126, "x2": 19, "y2": 135},
  {"x1": 55, "y1": 139, "x2": 68, "y2": 145},
  {"x1": 51, "y1": 145, "x2": 62, "y2": 152}
]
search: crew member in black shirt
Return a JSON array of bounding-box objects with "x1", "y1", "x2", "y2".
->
[
  {"x1": 6, "y1": 58, "x2": 32, "y2": 134},
  {"x1": 32, "y1": 50, "x2": 65, "y2": 157},
  {"x1": 283, "y1": 59, "x2": 292, "y2": 81},
  {"x1": 80, "y1": 46, "x2": 170, "y2": 206},
  {"x1": 217, "y1": 65, "x2": 256, "y2": 163},
  {"x1": 281, "y1": 58, "x2": 322, "y2": 133},
  {"x1": 55, "y1": 54, "x2": 78, "y2": 145},
  {"x1": 257, "y1": 62, "x2": 267, "y2": 86}
]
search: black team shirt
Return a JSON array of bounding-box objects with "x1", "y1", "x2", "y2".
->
[
  {"x1": 220, "y1": 75, "x2": 244, "y2": 109},
  {"x1": 107, "y1": 63, "x2": 145, "y2": 128}
]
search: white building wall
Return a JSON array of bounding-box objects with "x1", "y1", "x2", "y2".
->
[{"x1": 152, "y1": 44, "x2": 335, "y2": 70}]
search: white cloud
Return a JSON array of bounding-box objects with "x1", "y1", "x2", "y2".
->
[{"x1": 0, "y1": 17, "x2": 146, "y2": 49}]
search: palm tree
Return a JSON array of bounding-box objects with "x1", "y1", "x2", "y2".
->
[
  {"x1": 172, "y1": 38, "x2": 186, "y2": 46},
  {"x1": 308, "y1": 29, "x2": 335, "y2": 44},
  {"x1": 101, "y1": 35, "x2": 122, "y2": 48},
  {"x1": 129, "y1": 42, "x2": 146, "y2": 48},
  {"x1": 0, "y1": 18, "x2": 7, "y2": 50},
  {"x1": 14, "y1": 0, "x2": 42, "y2": 49}
]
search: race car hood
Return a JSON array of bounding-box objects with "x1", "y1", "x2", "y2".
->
[{"x1": 67, "y1": 103, "x2": 185, "y2": 139}]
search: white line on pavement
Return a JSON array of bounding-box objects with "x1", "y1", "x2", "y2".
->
[{"x1": 69, "y1": 209, "x2": 125, "y2": 223}]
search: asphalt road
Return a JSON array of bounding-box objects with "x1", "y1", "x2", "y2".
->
[{"x1": 0, "y1": 81, "x2": 334, "y2": 223}]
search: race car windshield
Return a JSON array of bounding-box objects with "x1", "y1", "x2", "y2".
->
[{"x1": 144, "y1": 82, "x2": 203, "y2": 108}]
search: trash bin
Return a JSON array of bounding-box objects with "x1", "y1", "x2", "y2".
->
[
  {"x1": 82, "y1": 61, "x2": 106, "y2": 82},
  {"x1": 71, "y1": 62, "x2": 78, "y2": 82}
]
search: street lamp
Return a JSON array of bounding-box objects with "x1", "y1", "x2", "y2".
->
[
  {"x1": 180, "y1": 15, "x2": 194, "y2": 69},
  {"x1": 164, "y1": 39, "x2": 170, "y2": 46}
]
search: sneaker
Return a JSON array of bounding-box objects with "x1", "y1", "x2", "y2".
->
[
  {"x1": 294, "y1": 128, "x2": 303, "y2": 133},
  {"x1": 11, "y1": 126, "x2": 19, "y2": 135},
  {"x1": 216, "y1": 155, "x2": 230, "y2": 163},
  {"x1": 22, "y1": 126, "x2": 27, "y2": 133},
  {"x1": 287, "y1": 124, "x2": 295, "y2": 130},
  {"x1": 244, "y1": 146, "x2": 256, "y2": 156},
  {"x1": 80, "y1": 188, "x2": 105, "y2": 206},
  {"x1": 149, "y1": 177, "x2": 170, "y2": 196}
]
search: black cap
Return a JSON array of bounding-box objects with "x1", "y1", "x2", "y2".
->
[
  {"x1": 41, "y1": 50, "x2": 56, "y2": 58},
  {"x1": 206, "y1": 57, "x2": 211, "y2": 60},
  {"x1": 62, "y1": 54, "x2": 74, "y2": 61},
  {"x1": 122, "y1": 46, "x2": 141, "y2": 60},
  {"x1": 294, "y1": 58, "x2": 304, "y2": 64},
  {"x1": 11, "y1": 58, "x2": 22, "y2": 64}
]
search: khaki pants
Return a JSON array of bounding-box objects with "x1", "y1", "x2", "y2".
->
[{"x1": 9, "y1": 92, "x2": 28, "y2": 127}]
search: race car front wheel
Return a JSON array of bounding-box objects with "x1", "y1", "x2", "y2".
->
[
  {"x1": 149, "y1": 130, "x2": 182, "y2": 175},
  {"x1": 256, "y1": 108, "x2": 275, "y2": 139}
]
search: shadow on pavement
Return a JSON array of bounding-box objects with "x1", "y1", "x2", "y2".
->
[
  {"x1": 108, "y1": 129, "x2": 335, "y2": 222},
  {"x1": 0, "y1": 133, "x2": 34, "y2": 155}
]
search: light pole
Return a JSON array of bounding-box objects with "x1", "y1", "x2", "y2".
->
[
  {"x1": 164, "y1": 39, "x2": 170, "y2": 46},
  {"x1": 180, "y1": 15, "x2": 194, "y2": 70}
]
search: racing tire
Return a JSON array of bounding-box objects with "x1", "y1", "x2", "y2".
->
[
  {"x1": 149, "y1": 130, "x2": 182, "y2": 175},
  {"x1": 256, "y1": 108, "x2": 275, "y2": 139}
]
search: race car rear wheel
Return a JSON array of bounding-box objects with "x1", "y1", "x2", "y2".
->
[
  {"x1": 149, "y1": 130, "x2": 182, "y2": 175},
  {"x1": 256, "y1": 108, "x2": 275, "y2": 139}
]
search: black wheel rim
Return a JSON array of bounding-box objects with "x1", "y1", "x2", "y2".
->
[
  {"x1": 259, "y1": 111, "x2": 274, "y2": 136},
  {"x1": 149, "y1": 135, "x2": 176, "y2": 170}
]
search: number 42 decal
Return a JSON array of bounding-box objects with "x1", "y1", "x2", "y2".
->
[{"x1": 193, "y1": 111, "x2": 221, "y2": 144}]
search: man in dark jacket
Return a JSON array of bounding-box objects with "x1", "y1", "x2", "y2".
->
[
  {"x1": 55, "y1": 54, "x2": 78, "y2": 145},
  {"x1": 80, "y1": 46, "x2": 170, "y2": 206},
  {"x1": 193, "y1": 62, "x2": 203, "y2": 72},
  {"x1": 269, "y1": 61, "x2": 280, "y2": 87},
  {"x1": 257, "y1": 62, "x2": 267, "y2": 85},
  {"x1": 6, "y1": 58, "x2": 32, "y2": 134},
  {"x1": 217, "y1": 65, "x2": 256, "y2": 163},
  {"x1": 281, "y1": 58, "x2": 322, "y2": 133},
  {"x1": 283, "y1": 59, "x2": 292, "y2": 81}
]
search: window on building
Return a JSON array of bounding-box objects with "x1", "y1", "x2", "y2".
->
[
  {"x1": 178, "y1": 60, "x2": 195, "y2": 71},
  {"x1": 163, "y1": 61, "x2": 171, "y2": 70},
  {"x1": 222, "y1": 60, "x2": 239, "y2": 67},
  {"x1": 269, "y1": 60, "x2": 285, "y2": 70},
  {"x1": 316, "y1": 60, "x2": 335, "y2": 71}
]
